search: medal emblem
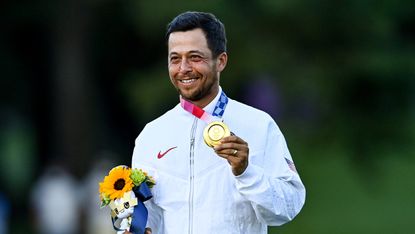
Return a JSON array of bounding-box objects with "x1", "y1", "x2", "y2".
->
[{"x1": 203, "y1": 121, "x2": 231, "y2": 147}]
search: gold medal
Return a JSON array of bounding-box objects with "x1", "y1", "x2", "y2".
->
[{"x1": 203, "y1": 121, "x2": 231, "y2": 147}]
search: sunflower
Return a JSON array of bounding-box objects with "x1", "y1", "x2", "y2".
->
[{"x1": 99, "y1": 166, "x2": 134, "y2": 200}]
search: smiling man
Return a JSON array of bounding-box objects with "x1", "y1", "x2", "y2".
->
[
  {"x1": 167, "y1": 27, "x2": 226, "y2": 108},
  {"x1": 131, "y1": 11, "x2": 305, "y2": 234}
]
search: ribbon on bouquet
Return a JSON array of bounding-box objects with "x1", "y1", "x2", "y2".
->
[
  {"x1": 130, "y1": 183, "x2": 152, "y2": 234},
  {"x1": 111, "y1": 183, "x2": 153, "y2": 234}
]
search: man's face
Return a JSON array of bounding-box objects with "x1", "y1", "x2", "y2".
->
[{"x1": 168, "y1": 28, "x2": 227, "y2": 106}]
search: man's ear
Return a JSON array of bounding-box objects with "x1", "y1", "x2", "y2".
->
[{"x1": 216, "y1": 52, "x2": 228, "y2": 72}]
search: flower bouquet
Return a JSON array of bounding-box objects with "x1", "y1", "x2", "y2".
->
[{"x1": 99, "y1": 165, "x2": 155, "y2": 234}]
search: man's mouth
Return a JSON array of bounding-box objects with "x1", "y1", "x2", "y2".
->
[{"x1": 179, "y1": 78, "x2": 197, "y2": 84}]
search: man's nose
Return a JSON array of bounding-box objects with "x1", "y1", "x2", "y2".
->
[{"x1": 179, "y1": 59, "x2": 192, "y2": 73}]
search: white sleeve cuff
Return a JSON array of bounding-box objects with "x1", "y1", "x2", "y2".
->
[{"x1": 234, "y1": 163, "x2": 264, "y2": 188}]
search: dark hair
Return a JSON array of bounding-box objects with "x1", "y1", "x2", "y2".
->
[{"x1": 166, "y1": 11, "x2": 227, "y2": 58}]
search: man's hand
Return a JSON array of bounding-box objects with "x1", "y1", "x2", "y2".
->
[{"x1": 214, "y1": 134, "x2": 249, "y2": 176}]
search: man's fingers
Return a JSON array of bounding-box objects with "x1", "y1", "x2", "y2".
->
[
  {"x1": 213, "y1": 135, "x2": 248, "y2": 152},
  {"x1": 220, "y1": 135, "x2": 247, "y2": 144},
  {"x1": 214, "y1": 142, "x2": 239, "y2": 151}
]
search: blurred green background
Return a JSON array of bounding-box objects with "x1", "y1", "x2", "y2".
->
[{"x1": 1, "y1": 0, "x2": 414, "y2": 233}]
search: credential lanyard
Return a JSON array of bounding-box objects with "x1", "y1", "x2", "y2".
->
[{"x1": 180, "y1": 91, "x2": 228, "y2": 123}]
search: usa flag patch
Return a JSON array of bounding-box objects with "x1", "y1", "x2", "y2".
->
[{"x1": 285, "y1": 157, "x2": 297, "y2": 173}]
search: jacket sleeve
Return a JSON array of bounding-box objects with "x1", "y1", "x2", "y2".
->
[{"x1": 234, "y1": 120, "x2": 306, "y2": 226}]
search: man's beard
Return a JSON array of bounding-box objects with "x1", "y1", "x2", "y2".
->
[{"x1": 178, "y1": 76, "x2": 218, "y2": 102}]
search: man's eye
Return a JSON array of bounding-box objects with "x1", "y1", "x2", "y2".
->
[
  {"x1": 189, "y1": 55, "x2": 202, "y2": 62},
  {"x1": 170, "y1": 57, "x2": 180, "y2": 64}
]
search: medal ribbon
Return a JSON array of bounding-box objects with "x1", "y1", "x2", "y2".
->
[{"x1": 180, "y1": 91, "x2": 228, "y2": 123}]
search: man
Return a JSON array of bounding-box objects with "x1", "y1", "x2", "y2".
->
[{"x1": 131, "y1": 11, "x2": 305, "y2": 234}]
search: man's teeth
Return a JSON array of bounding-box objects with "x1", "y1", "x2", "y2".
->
[{"x1": 181, "y1": 79, "x2": 196, "y2": 83}]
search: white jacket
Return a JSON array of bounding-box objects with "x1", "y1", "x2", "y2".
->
[{"x1": 132, "y1": 88, "x2": 305, "y2": 234}]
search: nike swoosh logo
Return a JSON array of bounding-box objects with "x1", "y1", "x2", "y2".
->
[{"x1": 157, "y1": 146, "x2": 177, "y2": 159}]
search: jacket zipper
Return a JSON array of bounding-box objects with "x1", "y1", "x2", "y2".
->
[{"x1": 188, "y1": 117, "x2": 197, "y2": 234}]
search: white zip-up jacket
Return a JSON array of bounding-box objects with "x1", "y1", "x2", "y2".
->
[{"x1": 132, "y1": 88, "x2": 305, "y2": 234}]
